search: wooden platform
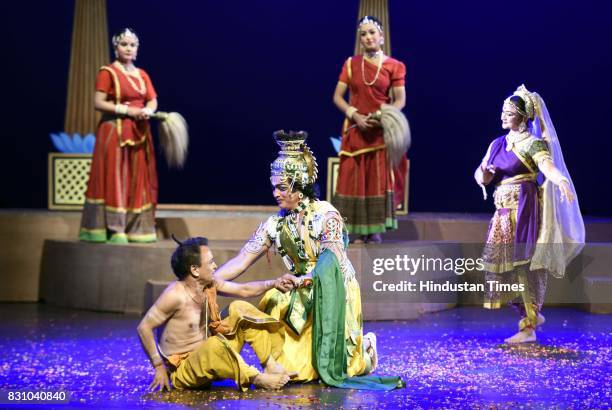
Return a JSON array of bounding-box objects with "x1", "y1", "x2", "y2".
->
[
  {"x1": 2, "y1": 207, "x2": 612, "y2": 316},
  {"x1": 38, "y1": 239, "x2": 458, "y2": 319}
]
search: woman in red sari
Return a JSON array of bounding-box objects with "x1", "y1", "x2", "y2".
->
[
  {"x1": 79, "y1": 28, "x2": 158, "y2": 244},
  {"x1": 332, "y1": 16, "x2": 406, "y2": 244}
]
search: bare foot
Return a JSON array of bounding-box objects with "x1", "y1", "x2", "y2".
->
[
  {"x1": 505, "y1": 329, "x2": 536, "y2": 344},
  {"x1": 252, "y1": 372, "x2": 290, "y2": 390},
  {"x1": 363, "y1": 332, "x2": 378, "y2": 372},
  {"x1": 264, "y1": 357, "x2": 298, "y2": 378},
  {"x1": 518, "y1": 313, "x2": 546, "y2": 331}
]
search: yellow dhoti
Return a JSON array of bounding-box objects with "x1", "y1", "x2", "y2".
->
[{"x1": 170, "y1": 301, "x2": 284, "y2": 391}]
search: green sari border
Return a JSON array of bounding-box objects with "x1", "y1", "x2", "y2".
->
[{"x1": 311, "y1": 249, "x2": 404, "y2": 390}]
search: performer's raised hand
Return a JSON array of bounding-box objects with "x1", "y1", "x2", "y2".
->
[
  {"x1": 479, "y1": 183, "x2": 488, "y2": 201},
  {"x1": 559, "y1": 180, "x2": 575, "y2": 203},
  {"x1": 538, "y1": 159, "x2": 576, "y2": 203},
  {"x1": 474, "y1": 164, "x2": 492, "y2": 200}
]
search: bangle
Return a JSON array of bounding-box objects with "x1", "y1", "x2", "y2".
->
[
  {"x1": 151, "y1": 353, "x2": 162, "y2": 367},
  {"x1": 345, "y1": 106, "x2": 358, "y2": 119},
  {"x1": 115, "y1": 104, "x2": 128, "y2": 115},
  {"x1": 142, "y1": 107, "x2": 154, "y2": 116}
]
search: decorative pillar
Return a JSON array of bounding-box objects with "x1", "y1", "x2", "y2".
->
[{"x1": 64, "y1": 0, "x2": 109, "y2": 134}]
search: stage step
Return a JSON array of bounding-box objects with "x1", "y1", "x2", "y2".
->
[
  {"x1": 40, "y1": 239, "x2": 461, "y2": 319},
  {"x1": 580, "y1": 276, "x2": 612, "y2": 314},
  {"x1": 40, "y1": 239, "x2": 286, "y2": 314},
  {"x1": 2, "y1": 208, "x2": 612, "y2": 304},
  {"x1": 34, "y1": 238, "x2": 612, "y2": 316}
]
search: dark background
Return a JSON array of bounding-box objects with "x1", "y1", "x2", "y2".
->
[{"x1": 1, "y1": 1, "x2": 611, "y2": 215}]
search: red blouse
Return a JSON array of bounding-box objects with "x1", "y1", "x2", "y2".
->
[
  {"x1": 339, "y1": 55, "x2": 406, "y2": 115},
  {"x1": 96, "y1": 65, "x2": 156, "y2": 109},
  {"x1": 96, "y1": 64, "x2": 157, "y2": 145}
]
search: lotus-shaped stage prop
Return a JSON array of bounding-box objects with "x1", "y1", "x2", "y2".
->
[{"x1": 49, "y1": 132, "x2": 96, "y2": 154}]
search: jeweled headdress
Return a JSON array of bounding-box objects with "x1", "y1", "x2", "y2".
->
[
  {"x1": 112, "y1": 28, "x2": 139, "y2": 47},
  {"x1": 359, "y1": 16, "x2": 383, "y2": 33},
  {"x1": 270, "y1": 130, "x2": 318, "y2": 188},
  {"x1": 505, "y1": 84, "x2": 537, "y2": 120}
]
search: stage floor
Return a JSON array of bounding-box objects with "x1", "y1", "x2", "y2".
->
[{"x1": 0, "y1": 304, "x2": 610, "y2": 409}]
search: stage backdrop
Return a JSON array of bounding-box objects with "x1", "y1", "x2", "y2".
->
[{"x1": 1, "y1": 0, "x2": 611, "y2": 215}]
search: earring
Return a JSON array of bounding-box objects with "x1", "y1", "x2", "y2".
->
[
  {"x1": 114, "y1": 50, "x2": 118, "y2": 58},
  {"x1": 298, "y1": 192, "x2": 304, "y2": 199},
  {"x1": 518, "y1": 122, "x2": 527, "y2": 133}
]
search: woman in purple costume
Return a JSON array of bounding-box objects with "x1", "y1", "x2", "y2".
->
[{"x1": 475, "y1": 85, "x2": 584, "y2": 344}]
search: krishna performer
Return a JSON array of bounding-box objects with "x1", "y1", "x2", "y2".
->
[
  {"x1": 475, "y1": 85, "x2": 584, "y2": 344},
  {"x1": 80, "y1": 28, "x2": 158, "y2": 244},
  {"x1": 213, "y1": 130, "x2": 402, "y2": 390},
  {"x1": 332, "y1": 16, "x2": 407, "y2": 244}
]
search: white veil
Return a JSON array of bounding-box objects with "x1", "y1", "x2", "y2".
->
[{"x1": 528, "y1": 90, "x2": 585, "y2": 277}]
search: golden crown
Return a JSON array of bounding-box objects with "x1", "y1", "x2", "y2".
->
[{"x1": 270, "y1": 130, "x2": 318, "y2": 187}]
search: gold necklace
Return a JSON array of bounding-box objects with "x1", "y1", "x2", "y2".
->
[
  {"x1": 506, "y1": 130, "x2": 530, "y2": 151},
  {"x1": 361, "y1": 52, "x2": 384, "y2": 86},
  {"x1": 114, "y1": 61, "x2": 146, "y2": 95}
]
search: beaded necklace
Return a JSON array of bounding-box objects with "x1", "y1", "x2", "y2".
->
[{"x1": 275, "y1": 200, "x2": 316, "y2": 273}]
